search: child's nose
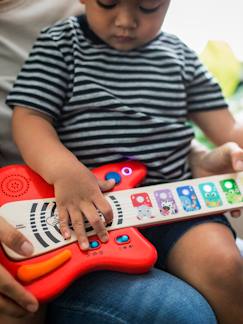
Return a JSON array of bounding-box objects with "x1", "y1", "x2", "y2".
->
[{"x1": 115, "y1": 9, "x2": 138, "y2": 30}]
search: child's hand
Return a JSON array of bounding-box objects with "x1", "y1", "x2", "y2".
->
[
  {"x1": 190, "y1": 141, "x2": 243, "y2": 218},
  {"x1": 190, "y1": 141, "x2": 243, "y2": 178},
  {"x1": 53, "y1": 163, "x2": 115, "y2": 250}
]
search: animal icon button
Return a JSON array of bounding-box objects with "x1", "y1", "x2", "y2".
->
[
  {"x1": 220, "y1": 179, "x2": 243, "y2": 204},
  {"x1": 176, "y1": 186, "x2": 201, "y2": 212},
  {"x1": 131, "y1": 193, "x2": 154, "y2": 220},
  {"x1": 199, "y1": 182, "x2": 222, "y2": 208},
  {"x1": 154, "y1": 189, "x2": 178, "y2": 216}
]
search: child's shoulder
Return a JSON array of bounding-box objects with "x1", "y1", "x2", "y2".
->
[
  {"x1": 158, "y1": 31, "x2": 192, "y2": 52},
  {"x1": 39, "y1": 16, "x2": 80, "y2": 39},
  {"x1": 155, "y1": 31, "x2": 198, "y2": 60}
]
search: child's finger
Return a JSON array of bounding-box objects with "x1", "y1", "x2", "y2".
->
[
  {"x1": 81, "y1": 203, "x2": 109, "y2": 243},
  {"x1": 94, "y1": 193, "x2": 113, "y2": 225},
  {"x1": 57, "y1": 207, "x2": 71, "y2": 240},
  {"x1": 234, "y1": 159, "x2": 243, "y2": 171},
  {"x1": 69, "y1": 208, "x2": 89, "y2": 250},
  {"x1": 98, "y1": 179, "x2": 116, "y2": 192},
  {"x1": 230, "y1": 209, "x2": 242, "y2": 218},
  {"x1": 227, "y1": 142, "x2": 243, "y2": 171}
]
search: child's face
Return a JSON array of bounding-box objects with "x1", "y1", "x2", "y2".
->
[{"x1": 80, "y1": 0, "x2": 170, "y2": 51}]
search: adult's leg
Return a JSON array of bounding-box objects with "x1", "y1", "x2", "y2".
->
[
  {"x1": 45, "y1": 269, "x2": 216, "y2": 324},
  {"x1": 166, "y1": 222, "x2": 243, "y2": 324}
]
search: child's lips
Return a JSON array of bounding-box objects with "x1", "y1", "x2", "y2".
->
[{"x1": 114, "y1": 35, "x2": 135, "y2": 43}]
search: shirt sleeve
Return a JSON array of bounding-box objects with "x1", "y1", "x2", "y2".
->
[
  {"x1": 182, "y1": 46, "x2": 228, "y2": 113},
  {"x1": 6, "y1": 28, "x2": 70, "y2": 120}
]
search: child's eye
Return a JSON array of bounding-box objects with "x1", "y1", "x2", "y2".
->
[
  {"x1": 139, "y1": 5, "x2": 161, "y2": 14},
  {"x1": 140, "y1": 0, "x2": 167, "y2": 14},
  {"x1": 97, "y1": 0, "x2": 117, "y2": 9},
  {"x1": 96, "y1": 0, "x2": 162, "y2": 13}
]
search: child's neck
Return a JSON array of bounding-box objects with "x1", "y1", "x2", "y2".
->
[{"x1": 78, "y1": 14, "x2": 105, "y2": 45}]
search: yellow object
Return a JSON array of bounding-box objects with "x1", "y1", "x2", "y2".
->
[
  {"x1": 200, "y1": 40, "x2": 241, "y2": 97},
  {"x1": 17, "y1": 249, "x2": 72, "y2": 283}
]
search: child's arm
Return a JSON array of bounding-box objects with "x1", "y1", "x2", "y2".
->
[
  {"x1": 12, "y1": 106, "x2": 114, "y2": 250},
  {"x1": 189, "y1": 140, "x2": 243, "y2": 218},
  {"x1": 189, "y1": 108, "x2": 243, "y2": 147}
]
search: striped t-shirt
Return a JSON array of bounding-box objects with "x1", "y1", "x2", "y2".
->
[{"x1": 7, "y1": 15, "x2": 228, "y2": 185}]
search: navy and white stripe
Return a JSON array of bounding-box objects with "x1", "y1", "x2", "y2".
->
[{"x1": 7, "y1": 15, "x2": 228, "y2": 185}]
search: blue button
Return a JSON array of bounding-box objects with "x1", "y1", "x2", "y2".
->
[
  {"x1": 89, "y1": 241, "x2": 100, "y2": 249},
  {"x1": 116, "y1": 235, "x2": 130, "y2": 244},
  {"x1": 105, "y1": 172, "x2": 121, "y2": 184}
]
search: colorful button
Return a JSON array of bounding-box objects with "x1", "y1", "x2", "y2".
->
[
  {"x1": 89, "y1": 240, "x2": 100, "y2": 249},
  {"x1": 105, "y1": 172, "x2": 121, "y2": 184},
  {"x1": 199, "y1": 182, "x2": 222, "y2": 208},
  {"x1": 116, "y1": 235, "x2": 130, "y2": 244},
  {"x1": 176, "y1": 185, "x2": 201, "y2": 212},
  {"x1": 220, "y1": 179, "x2": 242, "y2": 204},
  {"x1": 121, "y1": 167, "x2": 132, "y2": 176},
  {"x1": 17, "y1": 249, "x2": 72, "y2": 283}
]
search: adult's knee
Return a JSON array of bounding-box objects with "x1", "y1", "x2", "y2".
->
[{"x1": 157, "y1": 282, "x2": 217, "y2": 324}]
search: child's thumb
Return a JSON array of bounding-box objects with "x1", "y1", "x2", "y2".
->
[
  {"x1": 98, "y1": 179, "x2": 116, "y2": 192},
  {"x1": 234, "y1": 160, "x2": 243, "y2": 171}
]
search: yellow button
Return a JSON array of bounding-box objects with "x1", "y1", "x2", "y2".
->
[{"x1": 17, "y1": 249, "x2": 72, "y2": 283}]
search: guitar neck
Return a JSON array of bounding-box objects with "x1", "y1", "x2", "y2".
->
[
  {"x1": 1, "y1": 171, "x2": 243, "y2": 260},
  {"x1": 105, "y1": 171, "x2": 243, "y2": 231}
]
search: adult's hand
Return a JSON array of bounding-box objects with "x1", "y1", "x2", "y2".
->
[{"x1": 0, "y1": 216, "x2": 39, "y2": 318}]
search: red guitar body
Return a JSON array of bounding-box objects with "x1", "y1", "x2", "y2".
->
[{"x1": 0, "y1": 162, "x2": 157, "y2": 302}]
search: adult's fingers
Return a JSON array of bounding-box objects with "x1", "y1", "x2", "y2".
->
[
  {"x1": 0, "y1": 295, "x2": 28, "y2": 318},
  {"x1": 0, "y1": 217, "x2": 33, "y2": 257},
  {"x1": 0, "y1": 265, "x2": 38, "y2": 317}
]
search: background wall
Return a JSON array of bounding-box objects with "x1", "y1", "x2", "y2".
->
[
  {"x1": 163, "y1": 0, "x2": 243, "y2": 60},
  {"x1": 163, "y1": 0, "x2": 243, "y2": 238}
]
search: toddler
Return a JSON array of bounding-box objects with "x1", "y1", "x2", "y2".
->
[{"x1": 6, "y1": 1, "x2": 243, "y2": 323}]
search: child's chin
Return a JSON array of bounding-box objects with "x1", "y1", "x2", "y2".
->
[{"x1": 110, "y1": 43, "x2": 138, "y2": 52}]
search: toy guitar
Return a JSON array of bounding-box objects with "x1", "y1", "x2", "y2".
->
[{"x1": 0, "y1": 162, "x2": 243, "y2": 302}]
